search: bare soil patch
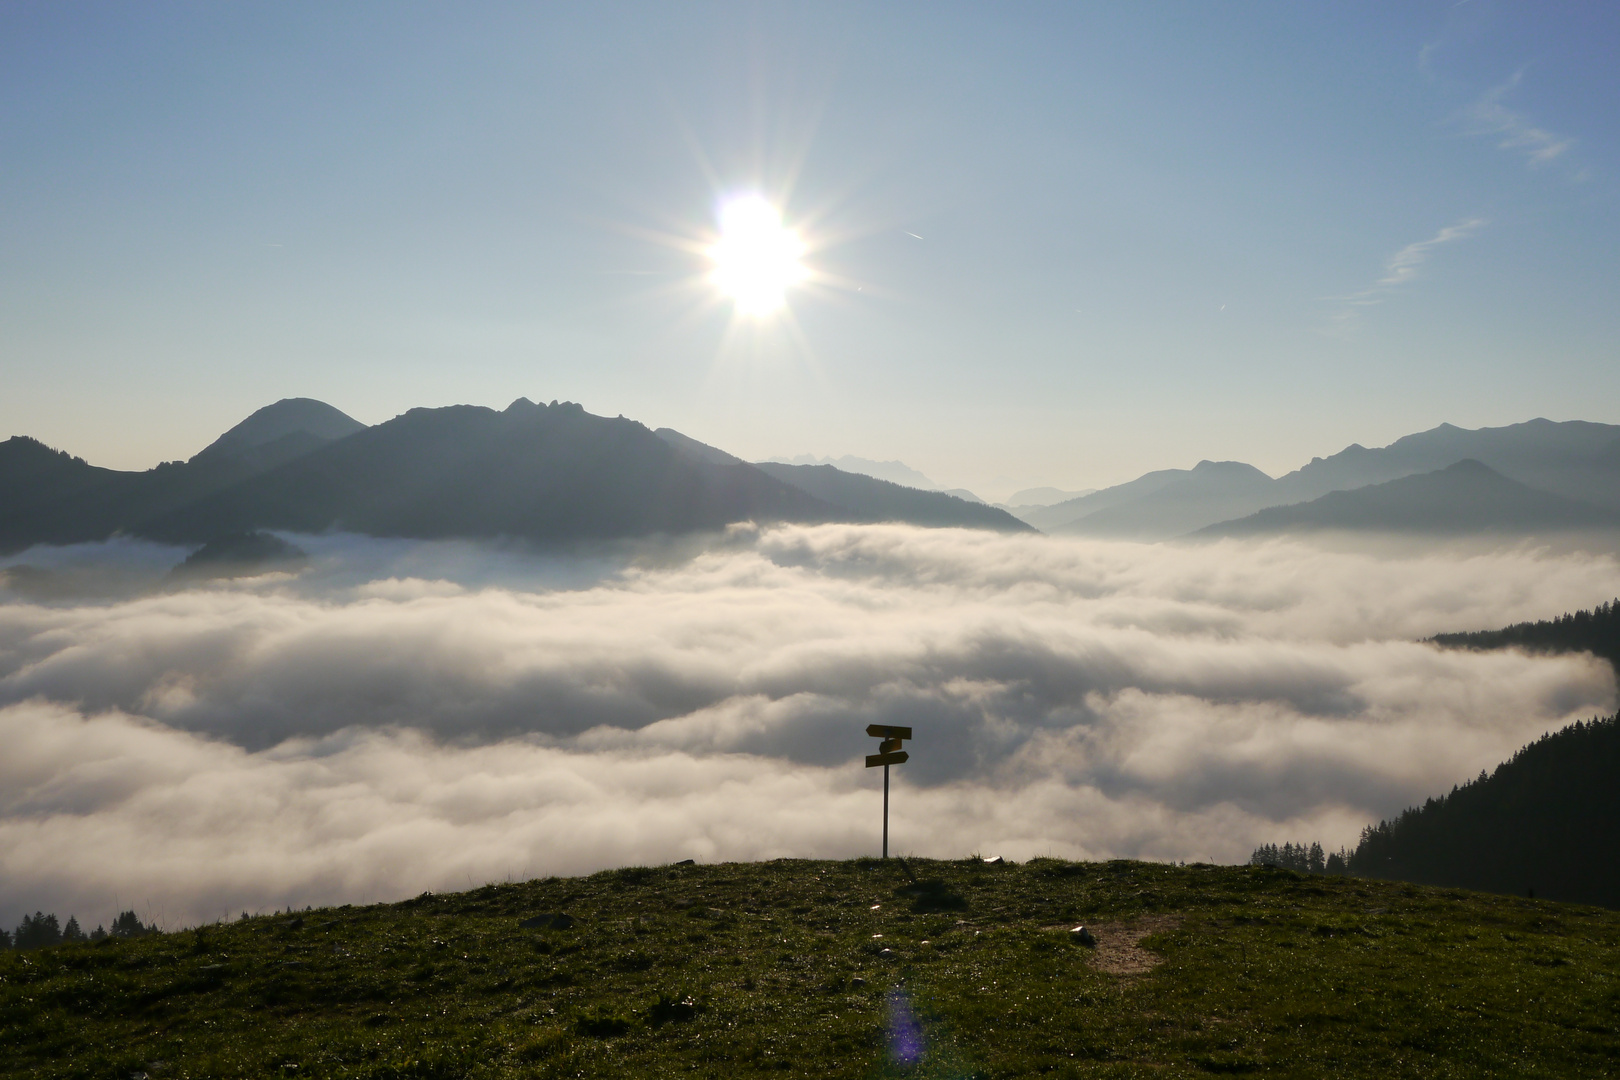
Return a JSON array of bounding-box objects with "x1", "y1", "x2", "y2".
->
[{"x1": 1069, "y1": 912, "x2": 1183, "y2": 976}]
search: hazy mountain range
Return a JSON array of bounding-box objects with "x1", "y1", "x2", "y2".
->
[
  {"x1": 0, "y1": 398, "x2": 1028, "y2": 555},
  {"x1": 764, "y1": 455, "x2": 1094, "y2": 510},
  {"x1": 1020, "y1": 418, "x2": 1620, "y2": 541},
  {"x1": 4, "y1": 403, "x2": 1618, "y2": 557},
  {"x1": 1001, "y1": 485, "x2": 1097, "y2": 509}
]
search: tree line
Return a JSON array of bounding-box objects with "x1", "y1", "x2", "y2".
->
[
  {"x1": 2, "y1": 910, "x2": 155, "y2": 951},
  {"x1": 1249, "y1": 842, "x2": 1347, "y2": 875},
  {"x1": 1430, "y1": 598, "x2": 1620, "y2": 673},
  {"x1": 3, "y1": 906, "x2": 321, "y2": 952}
]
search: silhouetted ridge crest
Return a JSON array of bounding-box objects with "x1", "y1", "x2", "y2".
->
[
  {"x1": 751, "y1": 462, "x2": 1032, "y2": 532},
  {"x1": 1017, "y1": 417, "x2": 1620, "y2": 537},
  {"x1": 192, "y1": 397, "x2": 366, "y2": 465},
  {"x1": 139, "y1": 401, "x2": 840, "y2": 543},
  {"x1": 1197, "y1": 459, "x2": 1615, "y2": 537},
  {"x1": 0, "y1": 400, "x2": 367, "y2": 553}
]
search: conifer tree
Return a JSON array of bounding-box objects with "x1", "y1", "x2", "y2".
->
[
  {"x1": 111, "y1": 910, "x2": 150, "y2": 938},
  {"x1": 15, "y1": 912, "x2": 62, "y2": 951}
]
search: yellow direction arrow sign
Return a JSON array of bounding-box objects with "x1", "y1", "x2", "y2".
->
[{"x1": 865, "y1": 724, "x2": 911, "y2": 858}]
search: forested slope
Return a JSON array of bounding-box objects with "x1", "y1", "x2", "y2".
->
[{"x1": 1346, "y1": 713, "x2": 1620, "y2": 907}]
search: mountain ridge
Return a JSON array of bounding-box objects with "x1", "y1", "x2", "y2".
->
[
  {"x1": 2, "y1": 400, "x2": 1034, "y2": 553},
  {"x1": 1196, "y1": 459, "x2": 1617, "y2": 538},
  {"x1": 1017, "y1": 418, "x2": 1620, "y2": 539}
]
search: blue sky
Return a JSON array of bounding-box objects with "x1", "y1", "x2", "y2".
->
[{"x1": 2, "y1": 2, "x2": 1616, "y2": 497}]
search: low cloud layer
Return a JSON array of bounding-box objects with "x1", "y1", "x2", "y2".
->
[{"x1": 2, "y1": 525, "x2": 1616, "y2": 928}]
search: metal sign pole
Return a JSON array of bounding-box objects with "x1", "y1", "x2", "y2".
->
[
  {"x1": 865, "y1": 724, "x2": 911, "y2": 861},
  {"x1": 883, "y1": 763, "x2": 890, "y2": 859}
]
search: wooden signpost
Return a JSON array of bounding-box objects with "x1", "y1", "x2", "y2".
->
[{"x1": 865, "y1": 724, "x2": 911, "y2": 858}]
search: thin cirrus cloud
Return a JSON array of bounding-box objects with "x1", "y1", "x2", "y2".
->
[
  {"x1": 1, "y1": 524, "x2": 1616, "y2": 930},
  {"x1": 1465, "y1": 71, "x2": 1576, "y2": 168},
  {"x1": 1329, "y1": 217, "x2": 1487, "y2": 325}
]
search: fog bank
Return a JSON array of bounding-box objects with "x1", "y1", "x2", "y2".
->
[{"x1": 2, "y1": 525, "x2": 1614, "y2": 928}]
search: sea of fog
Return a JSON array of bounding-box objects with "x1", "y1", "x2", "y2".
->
[{"x1": 2, "y1": 523, "x2": 1616, "y2": 930}]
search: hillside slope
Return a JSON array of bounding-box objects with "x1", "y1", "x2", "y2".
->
[
  {"x1": 1347, "y1": 713, "x2": 1620, "y2": 907},
  {"x1": 3, "y1": 858, "x2": 1616, "y2": 1078},
  {"x1": 753, "y1": 462, "x2": 1033, "y2": 532}
]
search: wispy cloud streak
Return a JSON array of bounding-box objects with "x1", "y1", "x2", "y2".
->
[
  {"x1": 1371, "y1": 218, "x2": 1488, "y2": 290},
  {"x1": 1330, "y1": 217, "x2": 1486, "y2": 325},
  {"x1": 1466, "y1": 72, "x2": 1574, "y2": 167}
]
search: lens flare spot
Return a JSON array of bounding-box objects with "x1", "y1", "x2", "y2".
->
[
  {"x1": 887, "y1": 988, "x2": 926, "y2": 1065},
  {"x1": 709, "y1": 195, "x2": 807, "y2": 317}
]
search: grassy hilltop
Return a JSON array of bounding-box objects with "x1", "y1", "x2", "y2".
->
[{"x1": 3, "y1": 857, "x2": 1618, "y2": 1079}]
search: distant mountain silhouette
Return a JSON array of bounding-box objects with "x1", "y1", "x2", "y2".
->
[
  {"x1": 655, "y1": 430, "x2": 1020, "y2": 530},
  {"x1": 1197, "y1": 460, "x2": 1616, "y2": 537},
  {"x1": 1002, "y1": 485, "x2": 1096, "y2": 510},
  {"x1": 137, "y1": 400, "x2": 840, "y2": 543},
  {"x1": 751, "y1": 463, "x2": 1031, "y2": 532},
  {"x1": 1019, "y1": 467, "x2": 1191, "y2": 532},
  {"x1": 770, "y1": 453, "x2": 939, "y2": 490},
  {"x1": 1022, "y1": 418, "x2": 1620, "y2": 540},
  {"x1": 939, "y1": 487, "x2": 986, "y2": 505},
  {"x1": 1049, "y1": 460, "x2": 1277, "y2": 542},
  {"x1": 1, "y1": 400, "x2": 368, "y2": 554},
  {"x1": 5, "y1": 401, "x2": 1041, "y2": 553},
  {"x1": 1272, "y1": 418, "x2": 1620, "y2": 508},
  {"x1": 14, "y1": 408, "x2": 1620, "y2": 551},
  {"x1": 191, "y1": 398, "x2": 367, "y2": 473},
  {"x1": 0, "y1": 435, "x2": 292, "y2": 552}
]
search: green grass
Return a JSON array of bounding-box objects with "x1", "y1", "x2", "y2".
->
[{"x1": 3, "y1": 858, "x2": 1618, "y2": 1078}]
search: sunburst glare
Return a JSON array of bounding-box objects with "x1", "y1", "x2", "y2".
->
[{"x1": 708, "y1": 194, "x2": 808, "y2": 317}]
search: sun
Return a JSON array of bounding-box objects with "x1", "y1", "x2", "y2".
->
[{"x1": 708, "y1": 195, "x2": 808, "y2": 317}]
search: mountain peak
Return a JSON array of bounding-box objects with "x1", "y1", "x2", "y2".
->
[
  {"x1": 194, "y1": 399, "x2": 366, "y2": 462},
  {"x1": 1190, "y1": 459, "x2": 1271, "y2": 478}
]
